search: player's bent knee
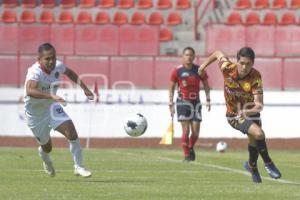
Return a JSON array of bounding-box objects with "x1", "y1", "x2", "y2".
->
[
  {"x1": 42, "y1": 145, "x2": 52, "y2": 153},
  {"x1": 254, "y1": 130, "x2": 265, "y2": 140},
  {"x1": 68, "y1": 133, "x2": 78, "y2": 141}
]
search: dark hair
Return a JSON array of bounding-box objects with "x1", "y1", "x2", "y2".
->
[
  {"x1": 38, "y1": 43, "x2": 55, "y2": 54},
  {"x1": 237, "y1": 47, "x2": 255, "y2": 62},
  {"x1": 183, "y1": 47, "x2": 195, "y2": 55}
]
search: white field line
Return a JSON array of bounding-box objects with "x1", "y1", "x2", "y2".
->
[
  {"x1": 156, "y1": 156, "x2": 300, "y2": 185},
  {"x1": 110, "y1": 150, "x2": 300, "y2": 186},
  {"x1": 2, "y1": 150, "x2": 299, "y2": 185}
]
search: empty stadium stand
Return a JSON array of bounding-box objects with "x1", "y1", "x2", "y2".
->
[{"x1": 0, "y1": 0, "x2": 299, "y2": 89}]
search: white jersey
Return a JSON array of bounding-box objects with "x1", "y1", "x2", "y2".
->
[{"x1": 24, "y1": 60, "x2": 66, "y2": 117}]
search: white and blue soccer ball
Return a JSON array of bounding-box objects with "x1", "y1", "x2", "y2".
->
[
  {"x1": 124, "y1": 113, "x2": 148, "y2": 137},
  {"x1": 216, "y1": 141, "x2": 228, "y2": 153}
]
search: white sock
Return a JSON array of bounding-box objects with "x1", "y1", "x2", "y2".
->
[
  {"x1": 69, "y1": 138, "x2": 82, "y2": 167},
  {"x1": 38, "y1": 146, "x2": 51, "y2": 164}
]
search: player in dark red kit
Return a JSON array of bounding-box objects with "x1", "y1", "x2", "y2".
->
[{"x1": 169, "y1": 47, "x2": 211, "y2": 161}]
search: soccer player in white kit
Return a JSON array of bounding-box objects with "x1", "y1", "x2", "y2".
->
[{"x1": 24, "y1": 43, "x2": 94, "y2": 177}]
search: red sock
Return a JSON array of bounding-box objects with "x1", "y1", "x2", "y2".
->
[
  {"x1": 189, "y1": 134, "x2": 199, "y2": 148},
  {"x1": 181, "y1": 133, "x2": 189, "y2": 157}
]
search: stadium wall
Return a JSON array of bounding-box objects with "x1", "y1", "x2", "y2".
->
[{"x1": 0, "y1": 88, "x2": 299, "y2": 139}]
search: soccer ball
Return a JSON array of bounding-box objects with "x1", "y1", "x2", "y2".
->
[
  {"x1": 124, "y1": 113, "x2": 148, "y2": 137},
  {"x1": 216, "y1": 141, "x2": 228, "y2": 153}
]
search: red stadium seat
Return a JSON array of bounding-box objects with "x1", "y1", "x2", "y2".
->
[
  {"x1": 271, "y1": 0, "x2": 286, "y2": 9},
  {"x1": 254, "y1": 0, "x2": 269, "y2": 9},
  {"x1": 118, "y1": 0, "x2": 134, "y2": 9},
  {"x1": 235, "y1": 0, "x2": 251, "y2": 9},
  {"x1": 290, "y1": 0, "x2": 300, "y2": 9},
  {"x1": 113, "y1": 11, "x2": 128, "y2": 25},
  {"x1": 167, "y1": 12, "x2": 182, "y2": 25},
  {"x1": 98, "y1": 0, "x2": 115, "y2": 8},
  {"x1": 40, "y1": 0, "x2": 56, "y2": 8},
  {"x1": 60, "y1": 0, "x2": 76, "y2": 8},
  {"x1": 76, "y1": 11, "x2": 92, "y2": 24},
  {"x1": 131, "y1": 12, "x2": 146, "y2": 25},
  {"x1": 1, "y1": 10, "x2": 17, "y2": 23},
  {"x1": 39, "y1": 10, "x2": 54, "y2": 24},
  {"x1": 2, "y1": 0, "x2": 18, "y2": 8},
  {"x1": 280, "y1": 12, "x2": 297, "y2": 25},
  {"x1": 159, "y1": 27, "x2": 173, "y2": 41},
  {"x1": 79, "y1": 0, "x2": 96, "y2": 8},
  {"x1": 245, "y1": 12, "x2": 260, "y2": 25},
  {"x1": 227, "y1": 12, "x2": 242, "y2": 25},
  {"x1": 137, "y1": 0, "x2": 153, "y2": 9},
  {"x1": 95, "y1": 12, "x2": 110, "y2": 24},
  {"x1": 176, "y1": 0, "x2": 191, "y2": 9},
  {"x1": 156, "y1": 0, "x2": 172, "y2": 9},
  {"x1": 22, "y1": 0, "x2": 37, "y2": 8},
  {"x1": 20, "y1": 10, "x2": 36, "y2": 24},
  {"x1": 148, "y1": 12, "x2": 164, "y2": 25},
  {"x1": 262, "y1": 12, "x2": 278, "y2": 25},
  {"x1": 58, "y1": 11, "x2": 73, "y2": 24}
]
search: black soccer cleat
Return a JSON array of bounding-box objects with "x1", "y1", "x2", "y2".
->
[
  {"x1": 265, "y1": 162, "x2": 281, "y2": 179},
  {"x1": 189, "y1": 148, "x2": 196, "y2": 161},
  {"x1": 243, "y1": 161, "x2": 262, "y2": 183}
]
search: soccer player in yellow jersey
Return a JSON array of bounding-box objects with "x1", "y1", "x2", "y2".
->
[{"x1": 198, "y1": 47, "x2": 281, "y2": 183}]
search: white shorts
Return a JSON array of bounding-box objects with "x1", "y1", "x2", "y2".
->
[{"x1": 25, "y1": 104, "x2": 71, "y2": 145}]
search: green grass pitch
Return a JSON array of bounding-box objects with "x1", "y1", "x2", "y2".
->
[{"x1": 0, "y1": 147, "x2": 300, "y2": 200}]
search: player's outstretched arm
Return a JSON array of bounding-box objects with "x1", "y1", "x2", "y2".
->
[
  {"x1": 64, "y1": 67, "x2": 94, "y2": 100},
  {"x1": 198, "y1": 50, "x2": 225, "y2": 76},
  {"x1": 26, "y1": 80, "x2": 66, "y2": 105},
  {"x1": 202, "y1": 79, "x2": 211, "y2": 111}
]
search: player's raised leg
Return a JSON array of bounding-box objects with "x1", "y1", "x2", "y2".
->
[
  {"x1": 38, "y1": 139, "x2": 55, "y2": 177},
  {"x1": 248, "y1": 124, "x2": 281, "y2": 179},
  {"x1": 55, "y1": 120, "x2": 92, "y2": 177}
]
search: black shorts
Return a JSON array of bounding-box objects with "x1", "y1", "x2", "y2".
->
[
  {"x1": 176, "y1": 98, "x2": 202, "y2": 122},
  {"x1": 226, "y1": 113, "x2": 261, "y2": 134}
]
